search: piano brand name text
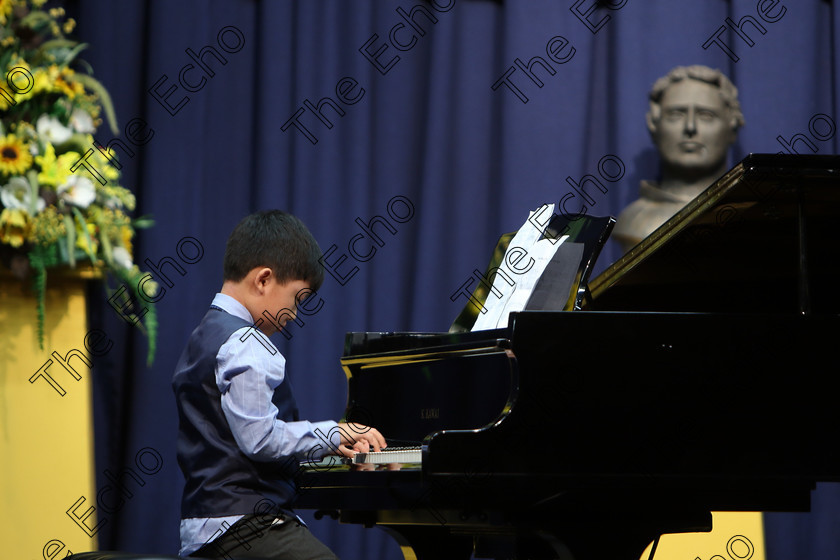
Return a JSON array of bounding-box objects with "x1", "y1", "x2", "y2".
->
[{"x1": 421, "y1": 408, "x2": 440, "y2": 420}]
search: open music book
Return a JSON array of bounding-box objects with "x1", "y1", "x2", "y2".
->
[{"x1": 472, "y1": 204, "x2": 571, "y2": 330}]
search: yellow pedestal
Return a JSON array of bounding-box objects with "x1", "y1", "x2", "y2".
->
[
  {"x1": 0, "y1": 269, "x2": 98, "y2": 558},
  {"x1": 639, "y1": 511, "x2": 765, "y2": 559}
]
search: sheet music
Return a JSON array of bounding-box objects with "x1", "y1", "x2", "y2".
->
[{"x1": 472, "y1": 204, "x2": 568, "y2": 331}]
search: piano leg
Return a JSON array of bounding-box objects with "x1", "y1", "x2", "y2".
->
[
  {"x1": 473, "y1": 533, "x2": 575, "y2": 560},
  {"x1": 545, "y1": 527, "x2": 659, "y2": 560},
  {"x1": 470, "y1": 529, "x2": 657, "y2": 560},
  {"x1": 379, "y1": 525, "x2": 474, "y2": 560},
  {"x1": 531, "y1": 510, "x2": 713, "y2": 560},
  {"x1": 470, "y1": 512, "x2": 712, "y2": 560},
  {"x1": 379, "y1": 525, "x2": 657, "y2": 560}
]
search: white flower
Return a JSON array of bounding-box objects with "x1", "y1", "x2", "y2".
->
[
  {"x1": 1, "y1": 176, "x2": 45, "y2": 213},
  {"x1": 57, "y1": 175, "x2": 96, "y2": 208},
  {"x1": 36, "y1": 114, "x2": 73, "y2": 145},
  {"x1": 69, "y1": 108, "x2": 96, "y2": 134},
  {"x1": 112, "y1": 246, "x2": 134, "y2": 269}
]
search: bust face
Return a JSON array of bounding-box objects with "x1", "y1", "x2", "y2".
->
[{"x1": 650, "y1": 79, "x2": 736, "y2": 176}]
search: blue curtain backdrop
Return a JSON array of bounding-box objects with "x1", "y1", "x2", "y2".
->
[{"x1": 59, "y1": 0, "x2": 839, "y2": 558}]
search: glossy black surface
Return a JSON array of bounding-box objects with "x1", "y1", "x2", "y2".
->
[
  {"x1": 589, "y1": 153, "x2": 840, "y2": 314},
  {"x1": 298, "y1": 312, "x2": 840, "y2": 559},
  {"x1": 297, "y1": 155, "x2": 840, "y2": 559},
  {"x1": 343, "y1": 337, "x2": 516, "y2": 445}
]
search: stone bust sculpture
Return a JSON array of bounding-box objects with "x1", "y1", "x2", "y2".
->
[{"x1": 612, "y1": 65, "x2": 745, "y2": 253}]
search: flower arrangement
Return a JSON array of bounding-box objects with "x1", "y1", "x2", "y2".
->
[{"x1": 0, "y1": 0, "x2": 156, "y2": 363}]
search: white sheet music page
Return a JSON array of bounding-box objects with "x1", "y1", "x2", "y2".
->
[{"x1": 472, "y1": 204, "x2": 568, "y2": 331}]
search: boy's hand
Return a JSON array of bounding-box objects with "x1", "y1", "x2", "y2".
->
[{"x1": 335, "y1": 422, "x2": 386, "y2": 458}]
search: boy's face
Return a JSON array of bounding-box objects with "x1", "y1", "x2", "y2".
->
[{"x1": 258, "y1": 276, "x2": 311, "y2": 336}]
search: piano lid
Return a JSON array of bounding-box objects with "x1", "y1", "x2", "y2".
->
[{"x1": 588, "y1": 153, "x2": 840, "y2": 314}]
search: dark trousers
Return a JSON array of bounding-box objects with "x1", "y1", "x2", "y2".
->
[{"x1": 189, "y1": 513, "x2": 339, "y2": 560}]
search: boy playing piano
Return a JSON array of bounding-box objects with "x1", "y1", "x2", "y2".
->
[{"x1": 173, "y1": 210, "x2": 386, "y2": 559}]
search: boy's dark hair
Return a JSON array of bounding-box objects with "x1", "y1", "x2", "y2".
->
[{"x1": 223, "y1": 210, "x2": 324, "y2": 291}]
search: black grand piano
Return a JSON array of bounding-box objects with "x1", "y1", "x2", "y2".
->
[{"x1": 295, "y1": 154, "x2": 840, "y2": 560}]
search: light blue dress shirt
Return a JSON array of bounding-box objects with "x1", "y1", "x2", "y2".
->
[{"x1": 179, "y1": 293, "x2": 339, "y2": 557}]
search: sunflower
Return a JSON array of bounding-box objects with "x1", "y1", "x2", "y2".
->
[
  {"x1": 0, "y1": 134, "x2": 33, "y2": 176},
  {"x1": 55, "y1": 68, "x2": 85, "y2": 98}
]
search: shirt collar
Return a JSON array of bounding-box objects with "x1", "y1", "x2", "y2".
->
[{"x1": 211, "y1": 293, "x2": 255, "y2": 324}]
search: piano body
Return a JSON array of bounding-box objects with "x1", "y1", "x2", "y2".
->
[{"x1": 295, "y1": 154, "x2": 840, "y2": 560}]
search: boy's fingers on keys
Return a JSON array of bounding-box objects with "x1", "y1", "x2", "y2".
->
[
  {"x1": 352, "y1": 440, "x2": 370, "y2": 453},
  {"x1": 336, "y1": 444, "x2": 359, "y2": 458},
  {"x1": 367, "y1": 428, "x2": 386, "y2": 451}
]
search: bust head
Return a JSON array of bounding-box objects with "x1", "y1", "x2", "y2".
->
[
  {"x1": 613, "y1": 66, "x2": 746, "y2": 252},
  {"x1": 646, "y1": 65, "x2": 745, "y2": 183}
]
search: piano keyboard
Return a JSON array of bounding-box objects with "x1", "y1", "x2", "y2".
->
[{"x1": 352, "y1": 446, "x2": 422, "y2": 465}]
